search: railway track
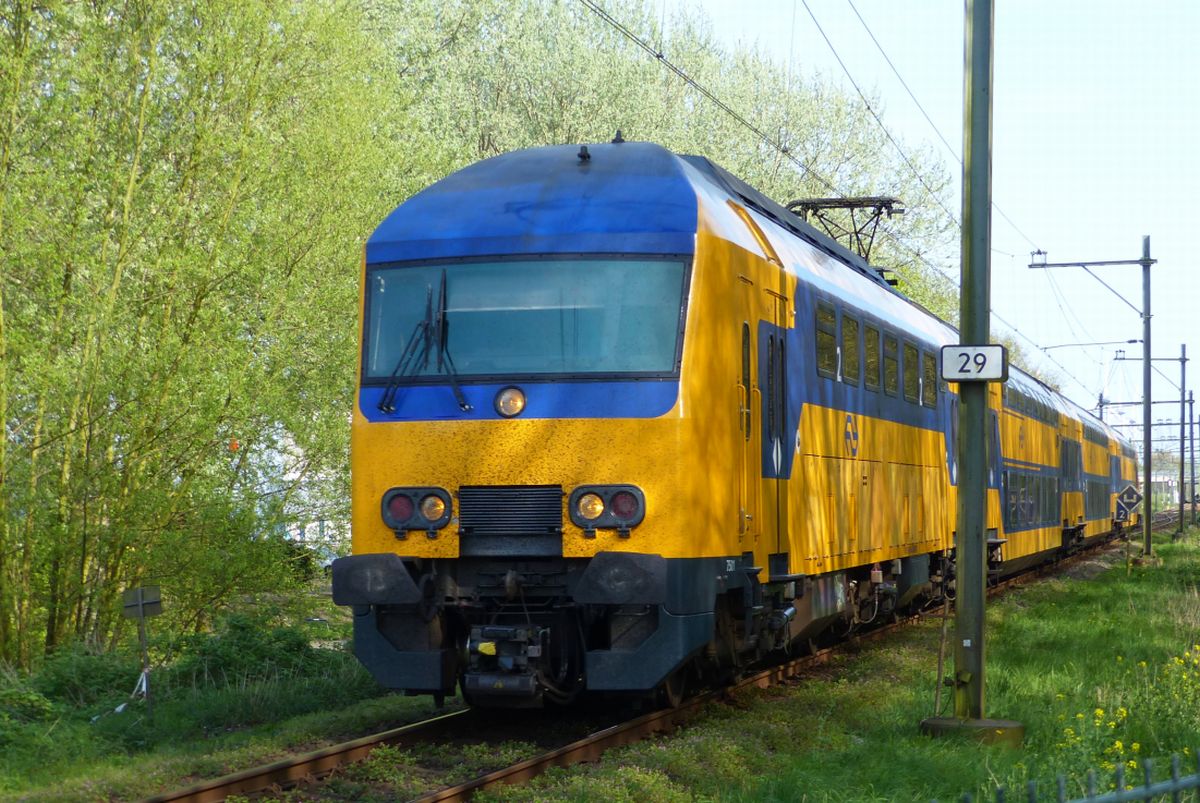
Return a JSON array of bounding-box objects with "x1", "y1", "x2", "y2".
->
[{"x1": 147, "y1": 522, "x2": 1182, "y2": 803}]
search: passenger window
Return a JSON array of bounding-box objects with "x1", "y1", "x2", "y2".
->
[
  {"x1": 816, "y1": 303, "x2": 837, "y2": 379},
  {"x1": 864, "y1": 325, "x2": 881, "y2": 391},
  {"x1": 883, "y1": 334, "x2": 899, "y2": 396},
  {"x1": 903, "y1": 342, "x2": 919, "y2": 403},
  {"x1": 842, "y1": 315, "x2": 860, "y2": 385},
  {"x1": 922, "y1": 352, "x2": 937, "y2": 407}
]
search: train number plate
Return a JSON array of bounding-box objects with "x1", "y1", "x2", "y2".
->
[{"x1": 940, "y1": 345, "x2": 1008, "y2": 382}]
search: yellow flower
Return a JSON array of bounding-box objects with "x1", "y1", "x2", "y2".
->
[
  {"x1": 1108, "y1": 721, "x2": 1117, "y2": 729},
  {"x1": 1095, "y1": 708, "x2": 1105, "y2": 718},
  {"x1": 1117, "y1": 707, "x2": 1128, "y2": 720},
  {"x1": 1076, "y1": 713, "x2": 1085, "y2": 720},
  {"x1": 1114, "y1": 740, "x2": 1124, "y2": 751},
  {"x1": 1132, "y1": 742, "x2": 1141, "y2": 752},
  {"x1": 1139, "y1": 660, "x2": 1148, "y2": 668},
  {"x1": 1117, "y1": 655, "x2": 1124, "y2": 662}
]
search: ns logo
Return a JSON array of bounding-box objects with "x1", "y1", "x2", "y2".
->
[{"x1": 844, "y1": 414, "x2": 859, "y2": 457}]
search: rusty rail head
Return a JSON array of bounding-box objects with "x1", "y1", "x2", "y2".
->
[{"x1": 140, "y1": 709, "x2": 472, "y2": 803}]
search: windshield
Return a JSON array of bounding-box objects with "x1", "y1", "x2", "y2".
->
[{"x1": 363, "y1": 257, "x2": 688, "y2": 381}]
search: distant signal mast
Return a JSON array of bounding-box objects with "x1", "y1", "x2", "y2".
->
[{"x1": 786, "y1": 196, "x2": 904, "y2": 263}]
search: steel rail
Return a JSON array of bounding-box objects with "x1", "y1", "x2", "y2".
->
[
  {"x1": 146, "y1": 522, "x2": 1180, "y2": 803},
  {"x1": 142, "y1": 709, "x2": 473, "y2": 803}
]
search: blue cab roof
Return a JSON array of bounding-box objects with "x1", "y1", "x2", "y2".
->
[{"x1": 366, "y1": 142, "x2": 699, "y2": 264}]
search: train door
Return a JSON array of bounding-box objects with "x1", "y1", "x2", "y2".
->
[
  {"x1": 1110, "y1": 455, "x2": 1121, "y2": 517},
  {"x1": 737, "y1": 311, "x2": 760, "y2": 543},
  {"x1": 764, "y1": 291, "x2": 790, "y2": 558}
]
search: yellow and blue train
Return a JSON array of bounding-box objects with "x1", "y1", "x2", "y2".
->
[{"x1": 331, "y1": 141, "x2": 1139, "y2": 706}]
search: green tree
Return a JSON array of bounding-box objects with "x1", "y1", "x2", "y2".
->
[{"x1": 0, "y1": 0, "x2": 402, "y2": 665}]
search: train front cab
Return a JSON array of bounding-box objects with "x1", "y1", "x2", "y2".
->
[{"x1": 331, "y1": 143, "x2": 844, "y2": 706}]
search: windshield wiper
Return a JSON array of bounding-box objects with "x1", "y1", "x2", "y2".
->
[
  {"x1": 376, "y1": 272, "x2": 473, "y2": 415},
  {"x1": 378, "y1": 285, "x2": 434, "y2": 413},
  {"x1": 435, "y1": 268, "x2": 473, "y2": 412}
]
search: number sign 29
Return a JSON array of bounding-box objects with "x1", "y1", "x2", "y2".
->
[{"x1": 940, "y1": 344, "x2": 1008, "y2": 383}]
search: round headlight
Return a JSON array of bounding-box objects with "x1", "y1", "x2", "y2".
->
[
  {"x1": 420, "y1": 495, "x2": 447, "y2": 521},
  {"x1": 577, "y1": 492, "x2": 605, "y2": 521},
  {"x1": 495, "y1": 386, "x2": 526, "y2": 418}
]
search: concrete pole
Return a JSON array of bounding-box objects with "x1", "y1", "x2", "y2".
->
[
  {"x1": 952, "y1": 0, "x2": 992, "y2": 723},
  {"x1": 922, "y1": 0, "x2": 1020, "y2": 745}
]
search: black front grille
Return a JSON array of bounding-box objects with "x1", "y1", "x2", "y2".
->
[{"x1": 458, "y1": 485, "x2": 563, "y2": 537}]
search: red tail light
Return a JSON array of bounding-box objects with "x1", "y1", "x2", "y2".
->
[
  {"x1": 610, "y1": 490, "x2": 640, "y2": 520},
  {"x1": 387, "y1": 494, "x2": 414, "y2": 523}
]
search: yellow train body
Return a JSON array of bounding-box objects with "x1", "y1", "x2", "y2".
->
[{"x1": 335, "y1": 142, "x2": 1138, "y2": 705}]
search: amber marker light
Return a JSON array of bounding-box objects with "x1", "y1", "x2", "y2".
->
[
  {"x1": 577, "y1": 492, "x2": 605, "y2": 521},
  {"x1": 494, "y1": 386, "x2": 526, "y2": 417},
  {"x1": 420, "y1": 495, "x2": 446, "y2": 521}
]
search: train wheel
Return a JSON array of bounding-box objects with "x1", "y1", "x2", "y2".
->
[{"x1": 657, "y1": 667, "x2": 688, "y2": 709}]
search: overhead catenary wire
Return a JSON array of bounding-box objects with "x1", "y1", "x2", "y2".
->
[
  {"x1": 1041, "y1": 268, "x2": 1106, "y2": 358},
  {"x1": 845, "y1": 0, "x2": 1038, "y2": 250},
  {"x1": 579, "y1": 0, "x2": 951, "y2": 297},
  {"x1": 990, "y1": 310, "x2": 1095, "y2": 395},
  {"x1": 800, "y1": 0, "x2": 961, "y2": 229},
  {"x1": 578, "y1": 0, "x2": 842, "y2": 196},
  {"x1": 579, "y1": 0, "x2": 1107, "y2": 406}
]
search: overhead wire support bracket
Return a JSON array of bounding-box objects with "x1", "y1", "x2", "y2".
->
[{"x1": 1028, "y1": 250, "x2": 1154, "y2": 318}]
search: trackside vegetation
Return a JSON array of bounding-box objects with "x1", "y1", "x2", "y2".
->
[
  {"x1": 0, "y1": 608, "x2": 453, "y2": 800},
  {"x1": 7, "y1": 535, "x2": 1193, "y2": 801},
  {"x1": 474, "y1": 536, "x2": 1200, "y2": 802}
]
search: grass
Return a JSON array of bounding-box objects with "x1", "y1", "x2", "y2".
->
[
  {"x1": 476, "y1": 534, "x2": 1200, "y2": 802},
  {"x1": 1, "y1": 687, "x2": 456, "y2": 803},
  {"x1": 0, "y1": 611, "x2": 460, "y2": 802}
]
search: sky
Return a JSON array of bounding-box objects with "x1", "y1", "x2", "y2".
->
[{"x1": 655, "y1": 0, "x2": 1199, "y2": 469}]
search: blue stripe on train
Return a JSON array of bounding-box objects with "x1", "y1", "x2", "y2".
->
[{"x1": 359, "y1": 380, "x2": 680, "y2": 422}]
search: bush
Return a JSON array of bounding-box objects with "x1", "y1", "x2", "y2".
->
[
  {"x1": 166, "y1": 613, "x2": 333, "y2": 689},
  {"x1": 0, "y1": 684, "x2": 57, "y2": 723},
  {"x1": 32, "y1": 644, "x2": 141, "y2": 707}
]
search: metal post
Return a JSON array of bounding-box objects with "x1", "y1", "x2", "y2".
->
[
  {"x1": 1142, "y1": 236, "x2": 1152, "y2": 555},
  {"x1": 138, "y1": 616, "x2": 152, "y2": 718},
  {"x1": 1190, "y1": 391, "x2": 1195, "y2": 526},
  {"x1": 1098, "y1": 392, "x2": 1106, "y2": 421},
  {"x1": 1180, "y1": 344, "x2": 1186, "y2": 536}
]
